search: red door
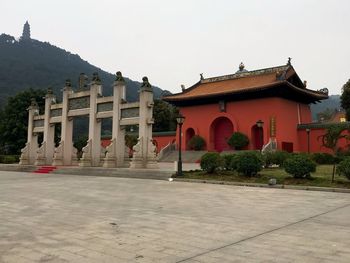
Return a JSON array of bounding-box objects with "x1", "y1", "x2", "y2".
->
[{"x1": 213, "y1": 117, "x2": 233, "y2": 152}]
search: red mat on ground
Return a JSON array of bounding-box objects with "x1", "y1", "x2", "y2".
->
[{"x1": 33, "y1": 166, "x2": 57, "y2": 174}]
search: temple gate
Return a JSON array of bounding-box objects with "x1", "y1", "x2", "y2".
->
[{"x1": 19, "y1": 72, "x2": 158, "y2": 169}]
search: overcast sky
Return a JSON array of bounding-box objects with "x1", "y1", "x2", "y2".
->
[{"x1": 2, "y1": 0, "x2": 350, "y2": 95}]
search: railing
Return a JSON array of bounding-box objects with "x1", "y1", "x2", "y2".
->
[
  {"x1": 157, "y1": 142, "x2": 176, "y2": 160},
  {"x1": 262, "y1": 137, "x2": 277, "y2": 153}
]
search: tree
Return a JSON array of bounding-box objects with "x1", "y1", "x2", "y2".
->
[
  {"x1": 340, "y1": 79, "x2": 350, "y2": 121},
  {"x1": 317, "y1": 108, "x2": 335, "y2": 122},
  {"x1": 0, "y1": 88, "x2": 46, "y2": 154},
  {"x1": 227, "y1": 132, "x2": 249, "y2": 150},
  {"x1": 153, "y1": 99, "x2": 178, "y2": 132},
  {"x1": 319, "y1": 124, "x2": 350, "y2": 182}
]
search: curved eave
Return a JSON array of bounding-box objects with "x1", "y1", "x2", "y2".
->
[{"x1": 163, "y1": 81, "x2": 328, "y2": 106}]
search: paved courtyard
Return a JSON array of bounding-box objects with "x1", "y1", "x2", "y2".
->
[{"x1": 0, "y1": 171, "x2": 350, "y2": 263}]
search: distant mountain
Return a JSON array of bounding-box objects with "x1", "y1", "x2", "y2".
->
[
  {"x1": 0, "y1": 30, "x2": 165, "y2": 107},
  {"x1": 310, "y1": 95, "x2": 342, "y2": 121}
]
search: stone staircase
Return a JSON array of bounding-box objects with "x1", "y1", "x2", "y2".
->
[{"x1": 159, "y1": 150, "x2": 207, "y2": 163}]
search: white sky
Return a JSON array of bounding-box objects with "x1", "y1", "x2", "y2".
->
[{"x1": 1, "y1": 0, "x2": 350, "y2": 95}]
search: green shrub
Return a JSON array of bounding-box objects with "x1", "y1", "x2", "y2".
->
[
  {"x1": 263, "y1": 151, "x2": 290, "y2": 167},
  {"x1": 284, "y1": 154, "x2": 316, "y2": 178},
  {"x1": 200, "y1": 152, "x2": 223, "y2": 173},
  {"x1": 0, "y1": 155, "x2": 19, "y2": 164},
  {"x1": 236, "y1": 152, "x2": 263, "y2": 176},
  {"x1": 227, "y1": 132, "x2": 249, "y2": 150},
  {"x1": 311, "y1": 153, "x2": 336, "y2": 164},
  {"x1": 188, "y1": 135, "x2": 206, "y2": 151},
  {"x1": 337, "y1": 157, "x2": 350, "y2": 180},
  {"x1": 222, "y1": 154, "x2": 240, "y2": 171},
  {"x1": 222, "y1": 154, "x2": 234, "y2": 170}
]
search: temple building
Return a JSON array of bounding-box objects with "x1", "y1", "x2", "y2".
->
[{"x1": 163, "y1": 60, "x2": 330, "y2": 153}]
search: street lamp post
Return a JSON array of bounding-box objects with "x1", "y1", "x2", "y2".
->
[
  {"x1": 256, "y1": 120, "x2": 264, "y2": 152},
  {"x1": 306, "y1": 128, "x2": 310, "y2": 153},
  {"x1": 176, "y1": 114, "x2": 185, "y2": 176}
]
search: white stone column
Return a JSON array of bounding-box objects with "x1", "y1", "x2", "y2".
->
[
  {"x1": 19, "y1": 99, "x2": 39, "y2": 165},
  {"x1": 104, "y1": 72, "x2": 126, "y2": 168},
  {"x1": 60, "y1": 80, "x2": 74, "y2": 165},
  {"x1": 130, "y1": 77, "x2": 158, "y2": 169},
  {"x1": 81, "y1": 73, "x2": 102, "y2": 167},
  {"x1": 43, "y1": 89, "x2": 56, "y2": 164}
]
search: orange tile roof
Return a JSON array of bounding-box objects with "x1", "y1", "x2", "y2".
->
[{"x1": 163, "y1": 65, "x2": 328, "y2": 102}]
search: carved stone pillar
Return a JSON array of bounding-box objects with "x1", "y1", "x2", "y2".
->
[
  {"x1": 79, "y1": 139, "x2": 92, "y2": 166},
  {"x1": 103, "y1": 72, "x2": 126, "y2": 168},
  {"x1": 88, "y1": 73, "x2": 102, "y2": 166},
  {"x1": 60, "y1": 80, "x2": 74, "y2": 165},
  {"x1": 52, "y1": 140, "x2": 64, "y2": 166},
  {"x1": 34, "y1": 142, "x2": 46, "y2": 166},
  {"x1": 130, "y1": 77, "x2": 158, "y2": 169},
  {"x1": 19, "y1": 99, "x2": 39, "y2": 165},
  {"x1": 43, "y1": 88, "x2": 56, "y2": 164}
]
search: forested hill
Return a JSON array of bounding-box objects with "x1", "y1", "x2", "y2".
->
[
  {"x1": 310, "y1": 95, "x2": 341, "y2": 120},
  {"x1": 0, "y1": 33, "x2": 164, "y2": 107}
]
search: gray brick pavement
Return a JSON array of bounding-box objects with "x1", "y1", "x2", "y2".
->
[{"x1": 0, "y1": 171, "x2": 349, "y2": 262}]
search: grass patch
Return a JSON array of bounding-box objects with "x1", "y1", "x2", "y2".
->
[{"x1": 181, "y1": 165, "x2": 350, "y2": 189}]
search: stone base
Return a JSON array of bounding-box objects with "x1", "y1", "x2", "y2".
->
[
  {"x1": 79, "y1": 158, "x2": 92, "y2": 167},
  {"x1": 34, "y1": 158, "x2": 46, "y2": 166},
  {"x1": 19, "y1": 158, "x2": 30, "y2": 165},
  {"x1": 130, "y1": 158, "x2": 159, "y2": 169},
  {"x1": 129, "y1": 157, "x2": 144, "y2": 169},
  {"x1": 146, "y1": 160, "x2": 159, "y2": 169},
  {"x1": 52, "y1": 158, "x2": 63, "y2": 166},
  {"x1": 103, "y1": 158, "x2": 116, "y2": 168},
  {"x1": 71, "y1": 158, "x2": 79, "y2": 166}
]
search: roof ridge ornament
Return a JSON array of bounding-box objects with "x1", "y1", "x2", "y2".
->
[
  {"x1": 287, "y1": 57, "x2": 292, "y2": 66},
  {"x1": 65, "y1": 79, "x2": 72, "y2": 87},
  {"x1": 78, "y1": 73, "x2": 88, "y2": 90},
  {"x1": 141, "y1": 76, "x2": 152, "y2": 91},
  {"x1": 239, "y1": 62, "x2": 245, "y2": 71},
  {"x1": 30, "y1": 98, "x2": 38, "y2": 107},
  {"x1": 115, "y1": 71, "x2": 125, "y2": 82},
  {"x1": 318, "y1": 88, "x2": 329, "y2": 95},
  {"x1": 92, "y1": 72, "x2": 101, "y2": 84},
  {"x1": 200, "y1": 73, "x2": 204, "y2": 81}
]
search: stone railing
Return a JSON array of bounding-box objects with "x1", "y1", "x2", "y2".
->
[{"x1": 157, "y1": 141, "x2": 176, "y2": 160}]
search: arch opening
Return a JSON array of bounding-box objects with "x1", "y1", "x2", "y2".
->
[
  {"x1": 251, "y1": 124, "x2": 264, "y2": 150},
  {"x1": 210, "y1": 117, "x2": 233, "y2": 152},
  {"x1": 186, "y1": 128, "x2": 195, "y2": 150}
]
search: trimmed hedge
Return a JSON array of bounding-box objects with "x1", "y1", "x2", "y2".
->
[
  {"x1": 236, "y1": 152, "x2": 263, "y2": 176},
  {"x1": 0, "y1": 155, "x2": 20, "y2": 164},
  {"x1": 337, "y1": 157, "x2": 350, "y2": 180},
  {"x1": 263, "y1": 151, "x2": 290, "y2": 167},
  {"x1": 188, "y1": 135, "x2": 206, "y2": 151},
  {"x1": 200, "y1": 152, "x2": 223, "y2": 173},
  {"x1": 284, "y1": 154, "x2": 316, "y2": 178},
  {"x1": 311, "y1": 153, "x2": 336, "y2": 165},
  {"x1": 227, "y1": 132, "x2": 249, "y2": 150}
]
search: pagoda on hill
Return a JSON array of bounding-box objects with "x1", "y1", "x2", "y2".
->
[{"x1": 20, "y1": 21, "x2": 31, "y2": 41}]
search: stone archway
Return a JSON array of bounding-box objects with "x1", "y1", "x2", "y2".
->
[
  {"x1": 251, "y1": 124, "x2": 264, "y2": 150},
  {"x1": 185, "y1": 128, "x2": 195, "y2": 150},
  {"x1": 210, "y1": 117, "x2": 233, "y2": 152}
]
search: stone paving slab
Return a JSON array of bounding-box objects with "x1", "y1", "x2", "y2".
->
[{"x1": 0, "y1": 171, "x2": 349, "y2": 262}]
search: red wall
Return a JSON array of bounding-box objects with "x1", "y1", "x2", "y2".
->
[
  {"x1": 153, "y1": 135, "x2": 176, "y2": 153},
  {"x1": 176, "y1": 97, "x2": 312, "y2": 152},
  {"x1": 298, "y1": 128, "x2": 350, "y2": 153},
  {"x1": 102, "y1": 135, "x2": 176, "y2": 153}
]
